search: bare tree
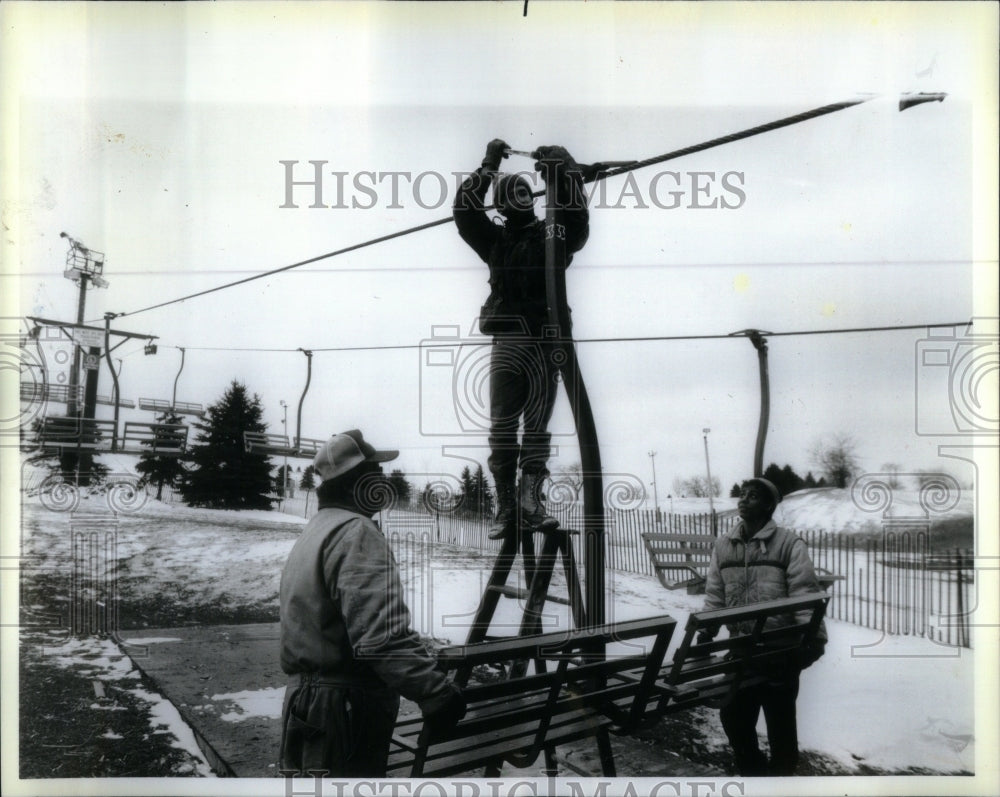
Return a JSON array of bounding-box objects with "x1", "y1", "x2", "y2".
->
[
  {"x1": 672, "y1": 474, "x2": 720, "y2": 498},
  {"x1": 811, "y1": 434, "x2": 861, "y2": 489}
]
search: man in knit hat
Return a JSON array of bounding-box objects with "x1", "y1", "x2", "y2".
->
[
  {"x1": 453, "y1": 138, "x2": 589, "y2": 540},
  {"x1": 278, "y1": 430, "x2": 465, "y2": 777},
  {"x1": 701, "y1": 477, "x2": 828, "y2": 776}
]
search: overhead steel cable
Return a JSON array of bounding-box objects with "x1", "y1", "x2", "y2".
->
[
  {"x1": 172, "y1": 320, "x2": 970, "y2": 353},
  {"x1": 108, "y1": 92, "x2": 943, "y2": 321}
]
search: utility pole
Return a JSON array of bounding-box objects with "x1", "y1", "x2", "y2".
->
[
  {"x1": 61, "y1": 232, "x2": 108, "y2": 419},
  {"x1": 702, "y1": 428, "x2": 715, "y2": 518},
  {"x1": 648, "y1": 450, "x2": 660, "y2": 525},
  {"x1": 60, "y1": 233, "x2": 108, "y2": 482}
]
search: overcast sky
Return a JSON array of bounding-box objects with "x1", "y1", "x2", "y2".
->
[{"x1": 4, "y1": 2, "x2": 997, "y2": 500}]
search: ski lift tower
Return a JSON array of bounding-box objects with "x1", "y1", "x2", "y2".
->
[{"x1": 61, "y1": 232, "x2": 108, "y2": 418}]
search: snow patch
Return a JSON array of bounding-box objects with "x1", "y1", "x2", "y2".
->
[
  {"x1": 120, "y1": 637, "x2": 183, "y2": 645},
  {"x1": 128, "y1": 687, "x2": 216, "y2": 777},
  {"x1": 211, "y1": 686, "x2": 285, "y2": 722}
]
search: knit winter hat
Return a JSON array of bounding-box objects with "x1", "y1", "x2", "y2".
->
[
  {"x1": 743, "y1": 477, "x2": 782, "y2": 507},
  {"x1": 493, "y1": 173, "x2": 535, "y2": 218}
]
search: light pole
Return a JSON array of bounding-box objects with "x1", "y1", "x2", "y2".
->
[
  {"x1": 279, "y1": 400, "x2": 289, "y2": 508},
  {"x1": 702, "y1": 428, "x2": 715, "y2": 517},
  {"x1": 648, "y1": 450, "x2": 660, "y2": 524}
]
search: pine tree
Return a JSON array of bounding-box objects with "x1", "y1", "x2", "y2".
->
[
  {"x1": 472, "y1": 464, "x2": 493, "y2": 518},
  {"x1": 300, "y1": 465, "x2": 316, "y2": 491},
  {"x1": 730, "y1": 482, "x2": 742, "y2": 498},
  {"x1": 134, "y1": 410, "x2": 187, "y2": 500},
  {"x1": 387, "y1": 469, "x2": 413, "y2": 505},
  {"x1": 274, "y1": 464, "x2": 296, "y2": 498},
  {"x1": 178, "y1": 381, "x2": 275, "y2": 509},
  {"x1": 459, "y1": 465, "x2": 475, "y2": 515}
]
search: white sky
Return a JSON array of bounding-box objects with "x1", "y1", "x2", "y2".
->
[{"x1": 3, "y1": 2, "x2": 997, "y2": 497}]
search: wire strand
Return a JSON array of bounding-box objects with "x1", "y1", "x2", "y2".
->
[
  {"x1": 111, "y1": 95, "x2": 882, "y2": 320},
  {"x1": 174, "y1": 320, "x2": 970, "y2": 353}
]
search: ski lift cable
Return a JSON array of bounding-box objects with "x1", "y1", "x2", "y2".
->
[
  {"x1": 170, "y1": 320, "x2": 969, "y2": 354},
  {"x1": 104, "y1": 92, "x2": 944, "y2": 322}
]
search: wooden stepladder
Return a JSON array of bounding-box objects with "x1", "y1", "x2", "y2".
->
[{"x1": 459, "y1": 524, "x2": 587, "y2": 683}]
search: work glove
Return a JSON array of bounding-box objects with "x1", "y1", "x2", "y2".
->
[
  {"x1": 422, "y1": 684, "x2": 467, "y2": 734},
  {"x1": 534, "y1": 145, "x2": 580, "y2": 176},
  {"x1": 482, "y1": 139, "x2": 509, "y2": 172},
  {"x1": 797, "y1": 640, "x2": 826, "y2": 670}
]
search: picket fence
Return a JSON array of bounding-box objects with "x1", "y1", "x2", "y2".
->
[{"x1": 383, "y1": 503, "x2": 974, "y2": 649}]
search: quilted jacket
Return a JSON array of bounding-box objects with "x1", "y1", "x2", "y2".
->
[{"x1": 703, "y1": 519, "x2": 828, "y2": 644}]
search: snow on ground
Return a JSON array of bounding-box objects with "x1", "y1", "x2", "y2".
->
[
  {"x1": 131, "y1": 526, "x2": 974, "y2": 775},
  {"x1": 32, "y1": 632, "x2": 216, "y2": 777},
  {"x1": 657, "y1": 488, "x2": 974, "y2": 534},
  {"x1": 210, "y1": 687, "x2": 285, "y2": 723},
  {"x1": 18, "y1": 486, "x2": 978, "y2": 775}
]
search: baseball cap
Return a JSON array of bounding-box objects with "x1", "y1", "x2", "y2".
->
[
  {"x1": 313, "y1": 429, "x2": 399, "y2": 482},
  {"x1": 743, "y1": 477, "x2": 782, "y2": 507}
]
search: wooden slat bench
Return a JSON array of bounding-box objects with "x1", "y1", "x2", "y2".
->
[
  {"x1": 642, "y1": 532, "x2": 844, "y2": 592},
  {"x1": 36, "y1": 416, "x2": 116, "y2": 451},
  {"x1": 612, "y1": 593, "x2": 828, "y2": 726},
  {"x1": 243, "y1": 432, "x2": 324, "y2": 458},
  {"x1": 641, "y1": 531, "x2": 716, "y2": 593},
  {"x1": 121, "y1": 422, "x2": 188, "y2": 455},
  {"x1": 388, "y1": 595, "x2": 829, "y2": 778},
  {"x1": 387, "y1": 615, "x2": 678, "y2": 778},
  {"x1": 243, "y1": 431, "x2": 295, "y2": 456},
  {"x1": 137, "y1": 398, "x2": 205, "y2": 417}
]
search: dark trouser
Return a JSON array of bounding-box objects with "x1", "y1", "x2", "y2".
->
[
  {"x1": 487, "y1": 336, "x2": 559, "y2": 479},
  {"x1": 719, "y1": 673, "x2": 801, "y2": 776},
  {"x1": 278, "y1": 674, "x2": 400, "y2": 778}
]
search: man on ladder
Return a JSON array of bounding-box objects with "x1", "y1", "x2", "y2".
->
[{"x1": 454, "y1": 139, "x2": 590, "y2": 540}]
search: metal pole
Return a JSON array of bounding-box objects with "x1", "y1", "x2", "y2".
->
[
  {"x1": 648, "y1": 450, "x2": 659, "y2": 524},
  {"x1": 279, "y1": 399, "x2": 288, "y2": 507},
  {"x1": 172, "y1": 347, "x2": 186, "y2": 408},
  {"x1": 702, "y1": 428, "x2": 715, "y2": 516},
  {"x1": 103, "y1": 314, "x2": 120, "y2": 452},
  {"x1": 295, "y1": 349, "x2": 313, "y2": 450},
  {"x1": 67, "y1": 274, "x2": 89, "y2": 417}
]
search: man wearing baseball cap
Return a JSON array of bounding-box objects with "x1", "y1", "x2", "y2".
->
[
  {"x1": 701, "y1": 477, "x2": 827, "y2": 776},
  {"x1": 278, "y1": 430, "x2": 465, "y2": 777}
]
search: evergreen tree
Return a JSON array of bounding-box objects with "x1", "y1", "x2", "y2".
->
[
  {"x1": 134, "y1": 410, "x2": 188, "y2": 500},
  {"x1": 178, "y1": 381, "x2": 274, "y2": 509},
  {"x1": 459, "y1": 466, "x2": 475, "y2": 515},
  {"x1": 781, "y1": 464, "x2": 805, "y2": 494},
  {"x1": 762, "y1": 463, "x2": 787, "y2": 494},
  {"x1": 274, "y1": 464, "x2": 295, "y2": 498},
  {"x1": 388, "y1": 469, "x2": 412, "y2": 504},
  {"x1": 762, "y1": 462, "x2": 805, "y2": 497},
  {"x1": 300, "y1": 465, "x2": 316, "y2": 491},
  {"x1": 730, "y1": 482, "x2": 742, "y2": 498},
  {"x1": 472, "y1": 464, "x2": 493, "y2": 518}
]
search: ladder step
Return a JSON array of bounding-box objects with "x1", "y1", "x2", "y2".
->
[
  {"x1": 488, "y1": 585, "x2": 572, "y2": 606},
  {"x1": 544, "y1": 526, "x2": 580, "y2": 536}
]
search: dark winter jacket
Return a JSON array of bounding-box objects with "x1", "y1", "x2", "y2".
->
[
  {"x1": 279, "y1": 505, "x2": 457, "y2": 715},
  {"x1": 703, "y1": 519, "x2": 828, "y2": 645},
  {"x1": 453, "y1": 167, "x2": 589, "y2": 336}
]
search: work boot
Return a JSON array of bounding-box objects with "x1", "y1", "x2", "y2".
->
[
  {"x1": 519, "y1": 470, "x2": 559, "y2": 531},
  {"x1": 488, "y1": 477, "x2": 518, "y2": 540}
]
